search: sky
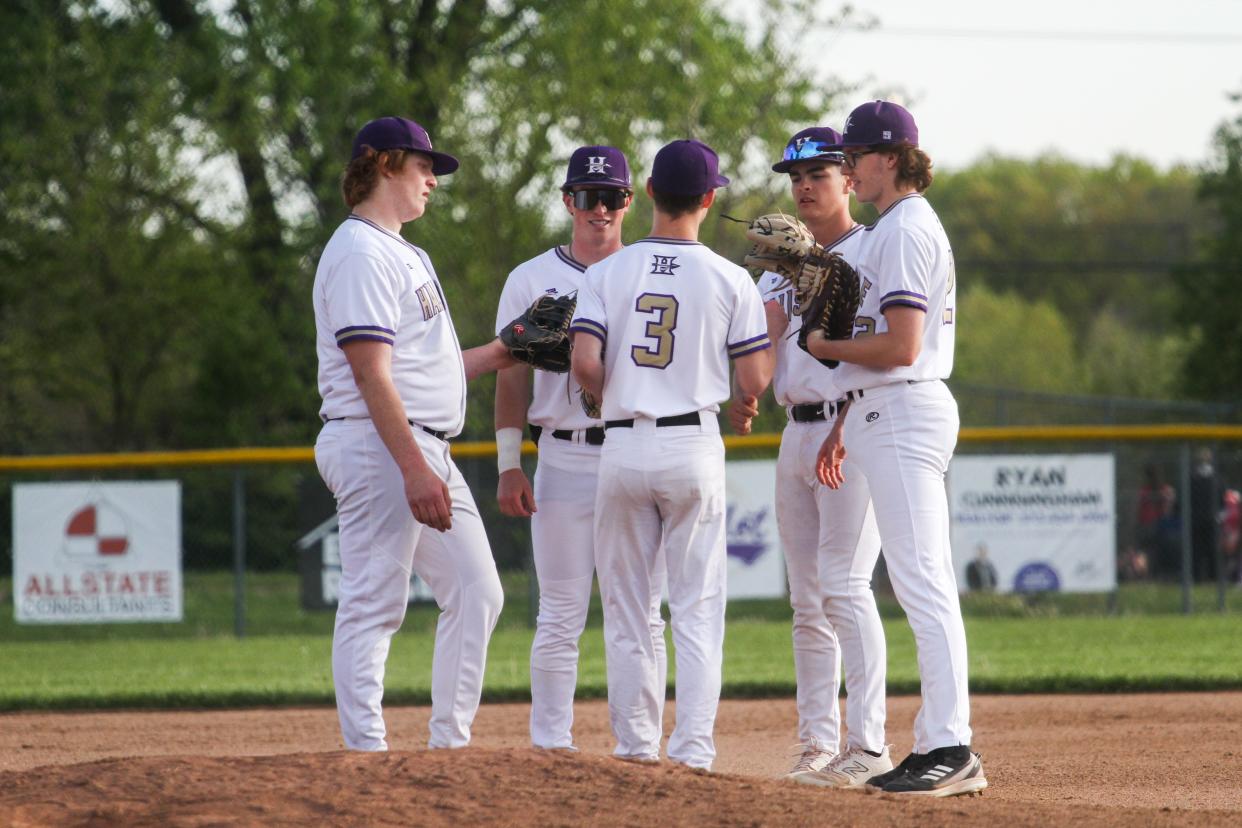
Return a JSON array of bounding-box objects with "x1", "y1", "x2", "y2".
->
[{"x1": 729, "y1": 0, "x2": 1242, "y2": 170}]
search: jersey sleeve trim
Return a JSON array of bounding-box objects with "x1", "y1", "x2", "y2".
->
[
  {"x1": 879, "y1": 290, "x2": 929, "y2": 312},
  {"x1": 336, "y1": 325, "x2": 396, "y2": 347},
  {"x1": 570, "y1": 318, "x2": 607, "y2": 342},
  {"x1": 728, "y1": 334, "x2": 771, "y2": 358}
]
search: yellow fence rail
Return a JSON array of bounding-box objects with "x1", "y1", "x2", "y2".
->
[{"x1": 1, "y1": 424, "x2": 1241, "y2": 472}]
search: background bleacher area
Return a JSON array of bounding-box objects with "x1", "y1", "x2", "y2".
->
[{"x1": 2, "y1": 385, "x2": 1242, "y2": 642}]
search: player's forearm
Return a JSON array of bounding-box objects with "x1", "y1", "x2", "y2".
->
[
  {"x1": 806, "y1": 329, "x2": 919, "y2": 370},
  {"x1": 354, "y1": 370, "x2": 433, "y2": 478},
  {"x1": 573, "y1": 360, "x2": 604, "y2": 399},
  {"x1": 494, "y1": 364, "x2": 531, "y2": 430},
  {"x1": 463, "y1": 338, "x2": 516, "y2": 381},
  {"x1": 570, "y1": 332, "x2": 605, "y2": 398},
  {"x1": 733, "y1": 348, "x2": 773, "y2": 399},
  {"x1": 764, "y1": 300, "x2": 788, "y2": 379}
]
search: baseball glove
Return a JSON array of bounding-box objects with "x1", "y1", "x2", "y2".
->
[
  {"x1": 742, "y1": 213, "x2": 821, "y2": 283},
  {"x1": 499, "y1": 292, "x2": 576, "y2": 373},
  {"x1": 795, "y1": 253, "x2": 861, "y2": 369}
]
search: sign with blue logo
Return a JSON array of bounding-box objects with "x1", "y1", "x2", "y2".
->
[{"x1": 724, "y1": 460, "x2": 786, "y2": 599}]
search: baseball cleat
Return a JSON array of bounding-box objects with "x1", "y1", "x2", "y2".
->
[
  {"x1": 783, "y1": 744, "x2": 835, "y2": 780},
  {"x1": 795, "y1": 745, "x2": 893, "y2": 789},
  {"x1": 613, "y1": 753, "x2": 660, "y2": 765},
  {"x1": 876, "y1": 746, "x2": 987, "y2": 797},
  {"x1": 865, "y1": 750, "x2": 925, "y2": 790}
]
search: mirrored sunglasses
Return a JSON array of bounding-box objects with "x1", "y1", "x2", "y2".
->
[
  {"x1": 571, "y1": 189, "x2": 631, "y2": 210},
  {"x1": 782, "y1": 142, "x2": 846, "y2": 164}
]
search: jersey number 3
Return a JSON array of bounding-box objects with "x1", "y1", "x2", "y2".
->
[{"x1": 631, "y1": 293, "x2": 679, "y2": 369}]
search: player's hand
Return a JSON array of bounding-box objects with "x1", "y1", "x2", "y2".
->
[
  {"x1": 815, "y1": 425, "x2": 847, "y2": 489},
  {"x1": 728, "y1": 394, "x2": 759, "y2": 435},
  {"x1": 497, "y1": 468, "x2": 536, "y2": 517},
  {"x1": 405, "y1": 466, "x2": 453, "y2": 531}
]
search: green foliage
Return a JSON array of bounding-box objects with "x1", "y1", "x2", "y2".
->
[
  {"x1": 953, "y1": 283, "x2": 1083, "y2": 392},
  {"x1": 926, "y1": 154, "x2": 1202, "y2": 407},
  {"x1": 1178, "y1": 92, "x2": 1242, "y2": 401},
  {"x1": 1081, "y1": 309, "x2": 1187, "y2": 399}
]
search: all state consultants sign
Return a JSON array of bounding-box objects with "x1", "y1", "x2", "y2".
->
[{"x1": 13, "y1": 482, "x2": 183, "y2": 623}]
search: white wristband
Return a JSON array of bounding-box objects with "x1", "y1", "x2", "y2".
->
[{"x1": 496, "y1": 427, "x2": 523, "y2": 474}]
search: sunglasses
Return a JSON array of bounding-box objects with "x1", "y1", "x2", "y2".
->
[
  {"x1": 571, "y1": 189, "x2": 631, "y2": 210},
  {"x1": 842, "y1": 149, "x2": 878, "y2": 167},
  {"x1": 782, "y1": 141, "x2": 846, "y2": 164}
]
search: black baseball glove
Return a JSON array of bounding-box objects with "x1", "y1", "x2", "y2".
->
[
  {"x1": 499, "y1": 293, "x2": 576, "y2": 373},
  {"x1": 795, "y1": 253, "x2": 861, "y2": 369}
]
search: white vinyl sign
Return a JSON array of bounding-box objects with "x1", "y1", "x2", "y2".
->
[
  {"x1": 724, "y1": 459, "x2": 786, "y2": 599},
  {"x1": 949, "y1": 454, "x2": 1116, "y2": 594},
  {"x1": 13, "y1": 482, "x2": 183, "y2": 623}
]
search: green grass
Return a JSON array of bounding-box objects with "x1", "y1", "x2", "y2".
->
[
  {"x1": 2, "y1": 572, "x2": 1240, "y2": 711},
  {"x1": 1, "y1": 610, "x2": 1240, "y2": 711}
]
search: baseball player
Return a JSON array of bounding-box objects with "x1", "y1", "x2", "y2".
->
[
  {"x1": 806, "y1": 101, "x2": 986, "y2": 797},
  {"x1": 729, "y1": 127, "x2": 891, "y2": 785},
  {"x1": 493, "y1": 146, "x2": 667, "y2": 751},
  {"x1": 570, "y1": 139, "x2": 772, "y2": 770},
  {"x1": 313, "y1": 116, "x2": 516, "y2": 752}
]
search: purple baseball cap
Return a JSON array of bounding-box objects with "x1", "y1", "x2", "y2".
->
[
  {"x1": 350, "y1": 116, "x2": 460, "y2": 175},
  {"x1": 772, "y1": 126, "x2": 846, "y2": 172},
  {"x1": 650, "y1": 139, "x2": 730, "y2": 196},
  {"x1": 562, "y1": 145, "x2": 632, "y2": 191},
  {"x1": 840, "y1": 101, "x2": 919, "y2": 148}
]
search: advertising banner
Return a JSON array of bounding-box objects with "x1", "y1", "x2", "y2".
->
[
  {"x1": 725, "y1": 459, "x2": 786, "y2": 599},
  {"x1": 13, "y1": 481, "x2": 183, "y2": 623},
  {"x1": 948, "y1": 454, "x2": 1116, "y2": 594},
  {"x1": 295, "y1": 516, "x2": 435, "y2": 610}
]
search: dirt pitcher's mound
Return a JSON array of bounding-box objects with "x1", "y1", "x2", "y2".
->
[
  {"x1": 2, "y1": 695, "x2": 1241, "y2": 826},
  {"x1": 0, "y1": 747, "x2": 1230, "y2": 828}
]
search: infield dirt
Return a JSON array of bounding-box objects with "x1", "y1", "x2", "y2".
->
[{"x1": 2, "y1": 692, "x2": 1240, "y2": 826}]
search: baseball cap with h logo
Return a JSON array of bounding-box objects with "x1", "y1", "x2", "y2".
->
[{"x1": 562, "y1": 146, "x2": 632, "y2": 191}]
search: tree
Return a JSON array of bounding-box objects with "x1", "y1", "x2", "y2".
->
[
  {"x1": 0, "y1": 4, "x2": 228, "y2": 452},
  {"x1": 1179, "y1": 92, "x2": 1242, "y2": 402},
  {"x1": 1, "y1": 0, "x2": 832, "y2": 453}
]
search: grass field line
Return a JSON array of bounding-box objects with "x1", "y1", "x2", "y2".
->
[{"x1": 1, "y1": 614, "x2": 1239, "y2": 711}]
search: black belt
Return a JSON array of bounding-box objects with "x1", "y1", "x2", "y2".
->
[
  {"x1": 789, "y1": 402, "x2": 849, "y2": 424},
  {"x1": 529, "y1": 424, "x2": 606, "y2": 446},
  {"x1": 323, "y1": 416, "x2": 446, "y2": 441},
  {"x1": 788, "y1": 402, "x2": 842, "y2": 423},
  {"x1": 845, "y1": 380, "x2": 930, "y2": 401},
  {"x1": 605, "y1": 412, "x2": 701, "y2": 430}
]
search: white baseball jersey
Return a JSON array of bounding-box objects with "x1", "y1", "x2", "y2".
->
[
  {"x1": 494, "y1": 246, "x2": 600, "y2": 431},
  {"x1": 571, "y1": 238, "x2": 769, "y2": 420},
  {"x1": 833, "y1": 194, "x2": 956, "y2": 393},
  {"x1": 314, "y1": 214, "x2": 467, "y2": 436},
  {"x1": 758, "y1": 224, "x2": 865, "y2": 406}
]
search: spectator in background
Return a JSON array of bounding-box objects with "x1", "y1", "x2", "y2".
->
[
  {"x1": 965, "y1": 543, "x2": 998, "y2": 592},
  {"x1": 1119, "y1": 545, "x2": 1150, "y2": 582},
  {"x1": 1220, "y1": 489, "x2": 1241, "y2": 584},
  {"x1": 1136, "y1": 464, "x2": 1178, "y2": 580},
  {"x1": 1189, "y1": 448, "x2": 1220, "y2": 582}
]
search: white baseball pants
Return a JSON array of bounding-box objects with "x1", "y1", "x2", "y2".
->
[
  {"x1": 529, "y1": 434, "x2": 667, "y2": 750},
  {"x1": 315, "y1": 420, "x2": 504, "y2": 751},
  {"x1": 777, "y1": 417, "x2": 887, "y2": 753},
  {"x1": 594, "y1": 417, "x2": 726, "y2": 770},
  {"x1": 843, "y1": 380, "x2": 972, "y2": 752}
]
